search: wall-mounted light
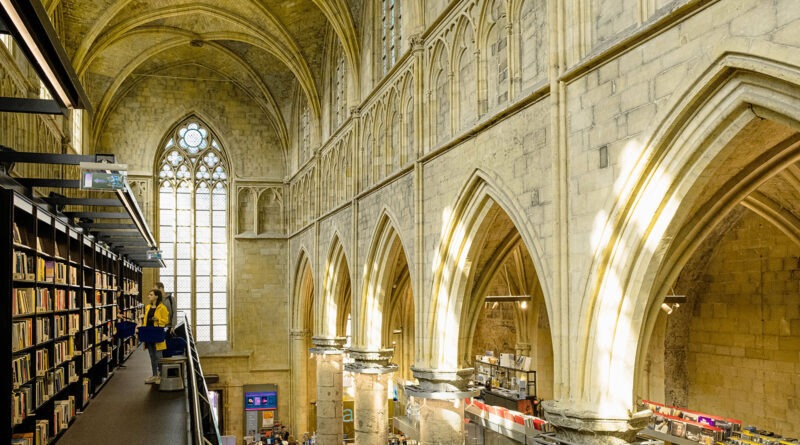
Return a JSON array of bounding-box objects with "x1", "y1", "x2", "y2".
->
[{"x1": 661, "y1": 294, "x2": 686, "y2": 315}]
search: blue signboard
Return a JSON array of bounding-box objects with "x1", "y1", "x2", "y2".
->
[{"x1": 245, "y1": 391, "x2": 277, "y2": 411}]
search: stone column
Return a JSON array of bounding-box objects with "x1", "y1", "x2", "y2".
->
[
  {"x1": 311, "y1": 337, "x2": 346, "y2": 445},
  {"x1": 346, "y1": 348, "x2": 397, "y2": 445},
  {"x1": 418, "y1": 398, "x2": 467, "y2": 445},
  {"x1": 406, "y1": 367, "x2": 478, "y2": 445},
  {"x1": 542, "y1": 400, "x2": 651, "y2": 445},
  {"x1": 290, "y1": 329, "x2": 311, "y2": 437}
]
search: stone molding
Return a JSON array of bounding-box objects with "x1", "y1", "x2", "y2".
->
[
  {"x1": 345, "y1": 347, "x2": 398, "y2": 374},
  {"x1": 405, "y1": 366, "x2": 479, "y2": 399},
  {"x1": 309, "y1": 336, "x2": 347, "y2": 354}
]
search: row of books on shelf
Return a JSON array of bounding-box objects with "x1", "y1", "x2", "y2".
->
[
  {"x1": 12, "y1": 317, "x2": 82, "y2": 352},
  {"x1": 12, "y1": 385, "x2": 33, "y2": 426},
  {"x1": 14, "y1": 345, "x2": 79, "y2": 389},
  {"x1": 53, "y1": 397, "x2": 76, "y2": 436},
  {"x1": 13, "y1": 252, "x2": 80, "y2": 285},
  {"x1": 12, "y1": 354, "x2": 31, "y2": 389},
  {"x1": 53, "y1": 339, "x2": 75, "y2": 367},
  {"x1": 123, "y1": 278, "x2": 139, "y2": 294},
  {"x1": 641, "y1": 401, "x2": 799, "y2": 444},
  {"x1": 13, "y1": 288, "x2": 89, "y2": 317},
  {"x1": 55, "y1": 314, "x2": 81, "y2": 337},
  {"x1": 95, "y1": 271, "x2": 116, "y2": 289},
  {"x1": 13, "y1": 319, "x2": 33, "y2": 352},
  {"x1": 36, "y1": 318, "x2": 50, "y2": 344},
  {"x1": 643, "y1": 400, "x2": 740, "y2": 444},
  {"x1": 466, "y1": 398, "x2": 553, "y2": 433},
  {"x1": 477, "y1": 351, "x2": 534, "y2": 371},
  {"x1": 29, "y1": 314, "x2": 79, "y2": 342},
  {"x1": 54, "y1": 289, "x2": 78, "y2": 311},
  {"x1": 10, "y1": 397, "x2": 76, "y2": 445},
  {"x1": 88, "y1": 310, "x2": 111, "y2": 329},
  {"x1": 10, "y1": 419, "x2": 49, "y2": 445},
  {"x1": 36, "y1": 369, "x2": 69, "y2": 407},
  {"x1": 81, "y1": 378, "x2": 90, "y2": 406},
  {"x1": 82, "y1": 350, "x2": 93, "y2": 373},
  {"x1": 12, "y1": 251, "x2": 35, "y2": 281},
  {"x1": 95, "y1": 290, "x2": 115, "y2": 306}
]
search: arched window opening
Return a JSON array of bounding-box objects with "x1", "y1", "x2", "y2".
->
[
  {"x1": 381, "y1": 0, "x2": 402, "y2": 75},
  {"x1": 157, "y1": 119, "x2": 229, "y2": 342}
]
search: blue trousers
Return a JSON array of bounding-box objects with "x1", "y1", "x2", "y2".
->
[{"x1": 147, "y1": 344, "x2": 163, "y2": 376}]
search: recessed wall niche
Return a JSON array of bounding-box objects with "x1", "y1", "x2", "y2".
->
[{"x1": 236, "y1": 185, "x2": 284, "y2": 237}]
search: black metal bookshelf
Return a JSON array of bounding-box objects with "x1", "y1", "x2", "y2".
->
[{"x1": 3, "y1": 188, "x2": 144, "y2": 444}]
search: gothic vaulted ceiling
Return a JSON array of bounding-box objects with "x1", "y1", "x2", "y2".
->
[{"x1": 47, "y1": 0, "x2": 363, "y2": 150}]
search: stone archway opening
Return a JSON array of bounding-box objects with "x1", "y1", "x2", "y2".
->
[
  {"x1": 291, "y1": 256, "x2": 316, "y2": 437},
  {"x1": 458, "y1": 201, "x2": 555, "y2": 406},
  {"x1": 638, "y1": 118, "x2": 800, "y2": 437}
]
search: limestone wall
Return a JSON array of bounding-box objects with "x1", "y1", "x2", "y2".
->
[
  {"x1": 687, "y1": 210, "x2": 800, "y2": 436},
  {"x1": 97, "y1": 64, "x2": 286, "y2": 180}
]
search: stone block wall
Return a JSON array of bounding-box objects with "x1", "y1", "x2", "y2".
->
[
  {"x1": 98, "y1": 64, "x2": 285, "y2": 180},
  {"x1": 687, "y1": 210, "x2": 800, "y2": 436}
]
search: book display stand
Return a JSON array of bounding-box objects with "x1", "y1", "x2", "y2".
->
[
  {"x1": 3, "y1": 189, "x2": 144, "y2": 444},
  {"x1": 474, "y1": 356, "x2": 538, "y2": 414}
]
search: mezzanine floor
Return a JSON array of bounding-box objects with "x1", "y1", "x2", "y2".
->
[{"x1": 58, "y1": 346, "x2": 188, "y2": 445}]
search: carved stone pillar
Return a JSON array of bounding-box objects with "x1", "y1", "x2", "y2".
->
[
  {"x1": 406, "y1": 367, "x2": 478, "y2": 445},
  {"x1": 345, "y1": 348, "x2": 397, "y2": 445},
  {"x1": 311, "y1": 337, "x2": 346, "y2": 445},
  {"x1": 542, "y1": 400, "x2": 651, "y2": 445},
  {"x1": 290, "y1": 329, "x2": 311, "y2": 437}
]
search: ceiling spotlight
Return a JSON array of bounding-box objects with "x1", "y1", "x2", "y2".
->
[{"x1": 660, "y1": 303, "x2": 674, "y2": 315}]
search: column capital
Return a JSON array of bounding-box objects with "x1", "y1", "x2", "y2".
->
[
  {"x1": 405, "y1": 366, "x2": 479, "y2": 399},
  {"x1": 310, "y1": 336, "x2": 347, "y2": 354},
  {"x1": 345, "y1": 347, "x2": 398, "y2": 374},
  {"x1": 409, "y1": 34, "x2": 425, "y2": 52},
  {"x1": 542, "y1": 400, "x2": 651, "y2": 445}
]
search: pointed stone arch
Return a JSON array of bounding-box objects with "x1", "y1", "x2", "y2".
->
[
  {"x1": 291, "y1": 249, "x2": 316, "y2": 332},
  {"x1": 575, "y1": 49, "x2": 800, "y2": 423},
  {"x1": 152, "y1": 112, "x2": 233, "y2": 178},
  {"x1": 355, "y1": 209, "x2": 414, "y2": 351},
  {"x1": 425, "y1": 169, "x2": 553, "y2": 374},
  {"x1": 320, "y1": 234, "x2": 353, "y2": 340}
]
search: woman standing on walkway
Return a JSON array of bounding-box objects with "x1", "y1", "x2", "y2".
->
[{"x1": 142, "y1": 288, "x2": 169, "y2": 384}]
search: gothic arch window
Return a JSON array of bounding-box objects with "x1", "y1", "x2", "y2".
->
[
  {"x1": 334, "y1": 54, "x2": 347, "y2": 128},
  {"x1": 381, "y1": 0, "x2": 402, "y2": 75},
  {"x1": 157, "y1": 119, "x2": 229, "y2": 342}
]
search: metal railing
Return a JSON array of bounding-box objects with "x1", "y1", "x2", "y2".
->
[{"x1": 175, "y1": 315, "x2": 221, "y2": 445}]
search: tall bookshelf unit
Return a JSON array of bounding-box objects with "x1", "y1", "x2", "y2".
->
[
  {"x1": 3, "y1": 188, "x2": 144, "y2": 444},
  {"x1": 115, "y1": 259, "x2": 143, "y2": 367}
]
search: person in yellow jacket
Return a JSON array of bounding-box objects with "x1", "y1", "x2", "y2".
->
[{"x1": 142, "y1": 288, "x2": 170, "y2": 384}]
